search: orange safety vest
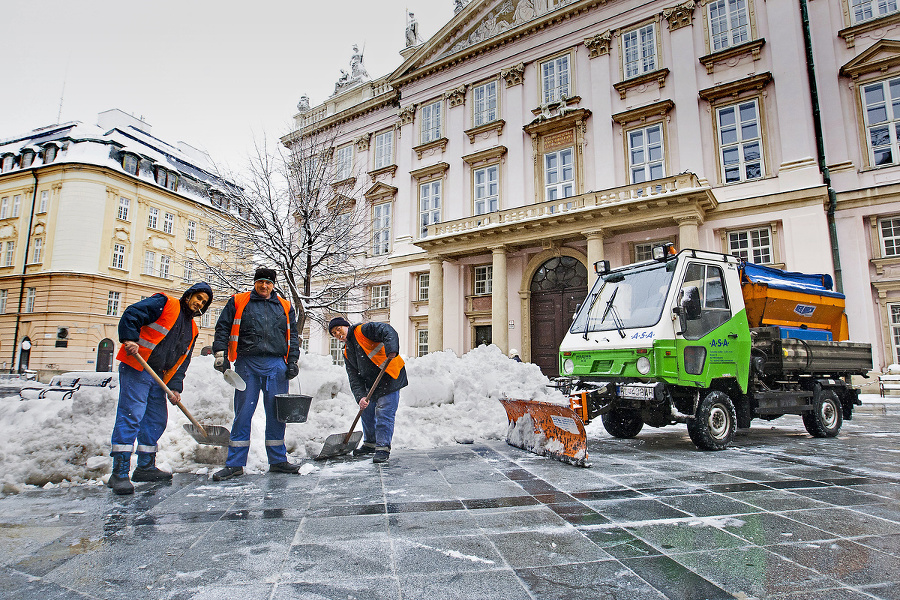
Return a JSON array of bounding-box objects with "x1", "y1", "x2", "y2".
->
[
  {"x1": 227, "y1": 291, "x2": 292, "y2": 362},
  {"x1": 117, "y1": 294, "x2": 198, "y2": 384},
  {"x1": 344, "y1": 325, "x2": 404, "y2": 378}
]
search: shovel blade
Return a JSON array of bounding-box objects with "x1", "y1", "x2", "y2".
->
[
  {"x1": 223, "y1": 369, "x2": 246, "y2": 391},
  {"x1": 183, "y1": 423, "x2": 231, "y2": 446},
  {"x1": 314, "y1": 430, "x2": 363, "y2": 460},
  {"x1": 499, "y1": 397, "x2": 590, "y2": 467}
]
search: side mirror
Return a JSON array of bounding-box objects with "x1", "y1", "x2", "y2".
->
[{"x1": 680, "y1": 286, "x2": 702, "y2": 320}]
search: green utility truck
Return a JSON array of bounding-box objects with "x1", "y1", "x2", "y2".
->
[{"x1": 555, "y1": 246, "x2": 873, "y2": 450}]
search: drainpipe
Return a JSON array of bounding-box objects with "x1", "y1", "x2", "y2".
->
[
  {"x1": 799, "y1": 0, "x2": 843, "y2": 292},
  {"x1": 10, "y1": 169, "x2": 39, "y2": 372}
]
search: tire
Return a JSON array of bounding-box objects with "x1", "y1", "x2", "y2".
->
[
  {"x1": 687, "y1": 390, "x2": 736, "y2": 450},
  {"x1": 802, "y1": 388, "x2": 842, "y2": 438},
  {"x1": 601, "y1": 408, "x2": 644, "y2": 438}
]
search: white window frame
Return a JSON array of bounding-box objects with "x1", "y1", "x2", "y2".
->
[
  {"x1": 0, "y1": 289, "x2": 6, "y2": 313},
  {"x1": 420, "y1": 100, "x2": 443, "y2": 144},
  {"x1": 30, "y1": 238, "x2": 42, "y2": 264},
  {"x1": 716, "y1": 98, "x2": 764, "y2": 184},
  {"x1": 544, "y1": 147, "x2": 575, "y2": 201},
  {"x1": 373, "y1": 202, "x2": 391, "y2": 256},
  {"x1": 474, "y1": 164, "x2": 500, "y2": 215},
  {"x1": 187, "y1": 220, "x2": 196, "y2": 242},
  {"x1": 107, "y1": 291, "x2": 121, "y2": 317},
  {"x1": 541, "y1": 54, "x2": 571, "y2": 104},
  {"x1": 622, "y1": 22, "x2": 657, "y2": 80},
  {"x1": 12, "y1": 195, "x2": 20, "y2": 218},
  {"x1": 38, "y1": 190, "x2": 49, "y2": 213},
  {"x1": 163, "y1": 212, "x2": 174, "y2": 235},
  {"x1": 862, "y1": 76, "x2": 900, "y2": 168},
  {"x1": 850, "y1": 0, "x2": 899, "y2": 25},
  {"x1": 159, "y1": 255, "x2": 171, "y2": 279},
  {"x1": 728, "y1": 226, "x2": 773, "y2": 264},
  {"x1": 628, "y1": 123, "x2": 666, "y2": 184},
  {"x1": 184, "y1": 260, "x2": 194, "y2": 283},
  {"x1": 890, "y1": 302, "x2": 900, "y2": 364},
  {"x1": 707, "y1": 0, "x2": 751, "y2": 52},
  {"x1": 417, "y1": 328, "x2": 429, "y2": 357},
  {"x1": 330, "y1": 337, "x2": 345, "y2": 366},
  {"x1": 25, "y1": 287, "x2": 35, "y2": 313},
  {"x1": 473, "y1": 80, "x2": 498, "y2": 127},
  {"x1": 111, "y1": 244, "x2": 126, "y2": 270},
  {"x1": 371, "y1": 284, "x2": 390, "y2": 309},
  {"x1": 118, "y1": 197, "x2": 130, "y2": 221},
  {"x1": 123, "y1": 153, "x2": 139, "y2": 175},
  {"x1": 374, "y1": 129, "x2": 394, "y2": 170},
  {"x1": 417, "y1": 273, "x2": 430, "y2": 302},
  {"x1": 0, "y1": 197, "x2": 8, "y2": 219},
  {"x1": 419, "y1": 180, "x2": 441, "y2": 238},
  {"x1": 335, "y1": 144, "x2": 354, "y2": 181},
  {"x1": 880, "y1": 216, "x2": 900, "y2": 257},
  {"x1": 147, "y1": 206, "x2": 159, "y2": 230},
  {"x1": 474, "y1": 265, "x2": 493, "y2": 296},
  {"x1": 1, "y1": 156, "x2": 13, "y2": 172},
  {"x1": 144, "y1": 251, "x2": 156, "y2": 275},
  {"x1": 4, "y1": 241, "x2": 14, "y2": 267}
]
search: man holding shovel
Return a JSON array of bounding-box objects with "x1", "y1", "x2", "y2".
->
[
  {"x1": 211, "y1": 267, "x2": 301, "y2": 481},
  {"x1": 108, "y1": 282, "x2": 213, "y2": 495},
  {"x1": 328, "y1": 317, "x2": 408, "y2": 463}
]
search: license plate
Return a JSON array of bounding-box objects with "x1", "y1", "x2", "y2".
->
[{"x1": 619, "y1": 384, "x2": 654, "y2": 400}]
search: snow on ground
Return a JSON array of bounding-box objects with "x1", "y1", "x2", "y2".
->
[{"x1": 0, "y1": 346, "x2": 563, "y2": 494}]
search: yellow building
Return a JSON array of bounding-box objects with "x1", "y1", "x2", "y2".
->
[{"x1": 0, "y1": 109, "x2": 236, "y2": 380}]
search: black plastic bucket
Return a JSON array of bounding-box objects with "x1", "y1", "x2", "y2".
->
[{"x1": 275, "y1": 394, "x2": 312, "y2": 423}]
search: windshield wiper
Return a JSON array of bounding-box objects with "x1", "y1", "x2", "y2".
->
[
  {"x1": 600, "y1": 287, "x2": 618, "y2": 324},
  {"x1": 608, "y1": 305, "x2": 627, "y2": 338}
]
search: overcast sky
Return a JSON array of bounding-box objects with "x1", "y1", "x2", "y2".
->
[{"x1": 0, "y1": 1, "x2": 456, "y2": 172}]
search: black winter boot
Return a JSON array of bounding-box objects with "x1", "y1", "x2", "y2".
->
[
  {"x1": 107, "y1": 452, "x2": 134, "y2": 495},
  {"x1": 373, "y1": 446, "x2": 391, "y2": 464},
  {"x1": 352, "y1": 442, "x2": 377, "y2": 457},
  {"x1": 132, "y1": 453, "x2": 173, "y2": 482},
  {"x1": 269, "y1": 461, "x2": 301, "y2": 474},
  {"x1": 213, "y1": 466, "x2": 244, "y2": 481}
]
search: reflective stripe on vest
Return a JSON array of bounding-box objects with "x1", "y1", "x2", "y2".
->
[
  {"x1": 116, "y1": 294, "x2": 198, "y2": 384},
  {"x1": 227, "y1": 291, "x2": 292, "y2": 362},
  {"x1": 345, "y1": 325, "x2": 404, "y2": 379}
]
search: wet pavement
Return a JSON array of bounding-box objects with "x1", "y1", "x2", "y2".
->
[{"x1": 1, "y1": 406, "x2": 899, "y2": 600}]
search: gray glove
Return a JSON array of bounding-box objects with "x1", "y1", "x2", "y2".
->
[{"x1": 213, "y1": 351, "x2": 230, "y2": 373}]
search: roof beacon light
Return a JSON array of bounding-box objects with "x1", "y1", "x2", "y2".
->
[{"x1": 652, "y1": 243, "x2": 675, "y2": 261}]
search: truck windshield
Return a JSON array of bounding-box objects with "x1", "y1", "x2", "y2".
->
[{"x1": 570, "y1": 261, "x2": 675, "y2": 335}]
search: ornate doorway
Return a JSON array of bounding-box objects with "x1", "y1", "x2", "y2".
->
[{"x1": 529, "y1": 256, "x2": 587, "y2": 376}]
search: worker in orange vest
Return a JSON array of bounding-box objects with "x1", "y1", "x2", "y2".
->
[
  {"x1": 211, "y1": 267, "x2": 300, "y2": 481},
  {"x1": 328, "y1": 317, "x2": 408, "y2": 463},
  {"x1": 109, "y1": 282, "x2": 213, "y2": 495}
]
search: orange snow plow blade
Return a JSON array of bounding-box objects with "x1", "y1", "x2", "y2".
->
[{"x1": 499, "y1": 397, "x2": 590, "y2": 467}]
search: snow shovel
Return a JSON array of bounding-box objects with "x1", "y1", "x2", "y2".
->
[
  {"x1": 223, "y1": 368, "x2": 246, "y2": 391},
  {"x1": 132, "y1": 354, "x2": 231, "y2": 446},
  {"x1": 315, "y1": 358, "x2": 391, "y2": 460},
  {"x1": 499, "y1": 396, "x2": 590, "y2": 467}
]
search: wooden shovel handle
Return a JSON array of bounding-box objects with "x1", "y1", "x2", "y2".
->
[
  {"x1": 132, "y1": 353, "x2": 208, "y2": 438},
  {"x1": 343, "y1": 357, "x2": 392, "y2": 444}
]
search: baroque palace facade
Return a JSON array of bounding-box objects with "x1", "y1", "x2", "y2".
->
[
  {"x1": 287, "y1": 0, "x2": 900, "y2": 376},
  {"x1": 0, "y1": 109, "x2": 236, "y2": 379}
]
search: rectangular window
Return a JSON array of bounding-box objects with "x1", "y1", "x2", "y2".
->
[
  {"x1": 330, "y1": 337, "x2": 345, "y2": 366},
  {"x1": 417, "y1": 328, "x2": 429, "y2": 357},
  {"x1": 147, "y1": 207, "x2": 159, "y2": 229},
  {"x1": 474, "y1": 265, "x2": 493, "y2": 296},
  {"x1": 4, "y1": 241, "x2": 14, "y2": 267},
  {"x1": 622, "y1": 23, "x2": 657, "y2": 79},
  {"x1": 38, "y1": 190, "x2": 49, "y2": 213},
  {"x1": 123, "y1": 154, "x2": 139, "y2": 174},
  {"x1": 107, "y1": 291, "x2": 121, "y2": 316},
  {"x1": 728, "y1": 226, "x2": 772, "y2": 264},
  {"x1": 335, "y1": 144, "x2": 353, "y2": 181},
  {"x1": 1, "y1": 156, "x2": 13, "y2": 172},
  {"x1": 417, "y1": 273, "x2": 430, "y2": 302},
  {"x1": 0, "y1": 290, "x2": 7, "y2": 313},
  {"x1": 163, "y1": 212, "x2": 174, "y2": 235},
  {"x1": 544, "y1": 148, "x2": 575, "y2": 201},
  {"x1": 111, "y1": 244, "x2": 126, "y2": 269},
  {"x1": 301, "y1": 336, "x2": 309, "y2": 353},
  {"x1": 628, "y1": 124, "x2": 665, "y2": 184},
  {"x1": 851, "y1": 0, "x2": 899, "y2": 25},
  {"x1": 541, "y1": 54, "x2": 571, "y2": 104},
  {"x1": 473, "y1": 80, "x2": 498, "y2": 127},
  {"x1": 118, "y1": 197, "x2": 130, "y2": 221},
  {"x1": 159, "y1": 255, "x2": 170, "y2": 279},
  {"x1": 30, "y1": 238, "x2": 42, "y2": 264},
  {"x1": 863, "y1": 77, "x2": 900, "y2": 167},
  {"x1": 717, "y1": 99, "x2": 763, "y2": 183},
  {"x1": 474, "y1": 165, "x2": 500, "y2": 215},
  {"x1": 373, "y1": 202, "x2": 391, "y2": 256},
  {"x1": 333, "y1": 212, "x2": 351, "y2": 259},
  {"x1": 419, "y1": 180, "x2": 441, "y2": 238},
  {"x1": 144, "y1": 250, "x2": 156, "y2": 275},
  {"x1": 187, "y1": 220, "x2": 196, "y2": 242},
  {"x1": 881, "y1": 217, "x2": 900, "y2": 256},
  {"x1": 12, "y1": 195, "x2": 20, "y2": 218},
  {"x1": 891, "y1": 303, "x2": 900, "y2": 364},
  {"x1": 25, "y1": 288, "x2": 35, "y2": 313},
  {"x1": 421, "y1": 100, "x2": 442, "y2": 144},
  {"x1": 0, "y1": 197, "x2": 8, "y2": 219},
  {"x1": 708, "y1": 0, "x2": 750, "y2": 52},
  {"x1": 184, "y1": 260, "x2": 194, "y2": 282},
  {"x1": 371, "y1": 284, "x2": 390, "y2": 309},
  {"x1": 374, "y1": 130, "x2": 394, "y2": 170}
]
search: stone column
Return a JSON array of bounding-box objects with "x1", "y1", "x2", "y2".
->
[
  {"x1": 584, "y1": 229, "x2": 606, "y2": 271},
  {"x1": 676, "y1": 215, "x2": 701, "y2": 250},
  {"x1": 491, "y1": 245, "x2": 508, "y2": 354},
  {"x1": 428, "y1": 257, "x2": 444, "y2": 352}
]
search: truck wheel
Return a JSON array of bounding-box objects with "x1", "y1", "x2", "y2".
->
[
  {"x1": 601, "y1": 408, "x2": 643, "y2": 438},
  {"x1": 687, "y1": 391, "x2": 736, "y2": 451},
  {"x1": 802, "y1": 389, "x2": 842, "y2": 438}
]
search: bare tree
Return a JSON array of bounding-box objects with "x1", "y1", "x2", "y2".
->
[{"x1": 190, "y1": 128, "x2": 381, "y2": 335}]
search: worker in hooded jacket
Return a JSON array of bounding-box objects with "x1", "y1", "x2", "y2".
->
[
  {"x1": 328, "y1": 317, "x2": 408, "y2": 463},
  {"x1": 108, "y1": 281, "x2": 213, "y2": 495},
  {"x1": 211, "y1": 267, "x2": 300, "y2": 481}
]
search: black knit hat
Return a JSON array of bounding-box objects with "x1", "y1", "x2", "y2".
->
[
  {"x1": 328, "y1": 317, "x2": 351, "y2": 335},
  {"x1": 254, "y1": 267, "x2": 277, "y2": 283}
]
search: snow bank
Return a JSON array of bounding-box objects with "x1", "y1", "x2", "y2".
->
[{"x1": 0, "y1": 345, "x2": 562, "y2": 494}]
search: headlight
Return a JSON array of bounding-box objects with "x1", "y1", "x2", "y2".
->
[
  {"x1": 636, "y1": 356, "x2": 651, "y2": 375},
  {"x1": 562, "y1": 358, "x2": 575, "y2": 375}
]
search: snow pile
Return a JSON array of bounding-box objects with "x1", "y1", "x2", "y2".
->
[{"x1": 0, "y1": 345, "x2": 562, "y2": 493}]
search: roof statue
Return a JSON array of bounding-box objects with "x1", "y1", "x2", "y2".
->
[
  {"x1": 454, "y1": 0, "x2": 467, "y2": 15},
  {"x1": 297, "y1": 94, "x2": 310, "y2": 113},
  {"x1": 334, "y1": 44, "x2": 370, "y2": 96},
  {"x1": 405, "y1": 11, "x2": 421, "y2": 47}
]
